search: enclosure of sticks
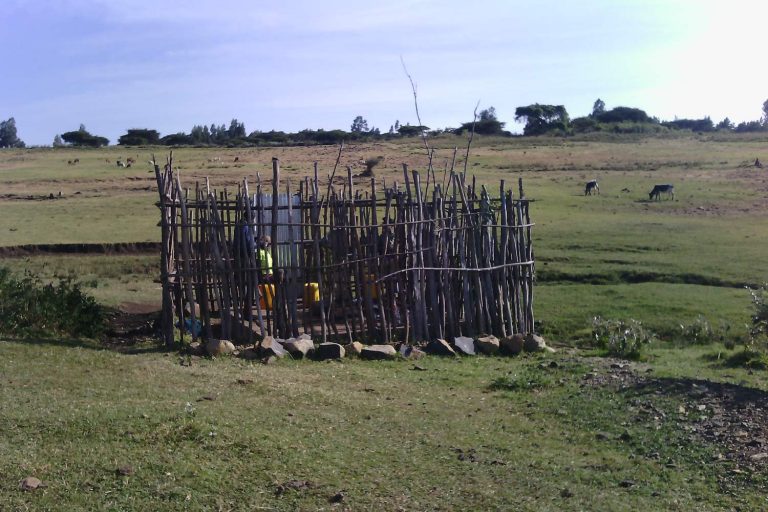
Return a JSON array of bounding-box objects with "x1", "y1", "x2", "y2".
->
[{"x1": 154, "y1": 153, "x2": 535, "y2": 347}]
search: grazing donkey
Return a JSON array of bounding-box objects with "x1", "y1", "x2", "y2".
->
[
  {"x1": 584, "y1": 180, "x2": 599, "y2": 196},
  {"x1": 649, "y1": 184, "x2": 674, "y2": 201}
]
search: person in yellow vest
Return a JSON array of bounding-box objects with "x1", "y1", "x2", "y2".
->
[{"x1": 257, "y1": 235, "x2": 274, "y2": 282}]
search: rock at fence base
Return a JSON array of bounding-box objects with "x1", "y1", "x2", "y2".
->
[
  {"x1": 344, "y1": 341, "x2": 364, "y2": 356},
  {"x1": 206, "y1": 339, "x2": 236, "y2": 357},
  {"x1": 283, "y1": 338, "x2": 315, "y2": 359},
  {"x1": 524, "y1": 333, "x2": 547, "y2": 353},
  {"x1": 316, "y1": 342, "x2": 345, "y2": 360},
  {"x1": 19, "y1": 477, "x2": 43, "y2": 491},
  {"x1": 399, "y1": 344, "x2": 426, "y2": 360},
  {"x1": 259, "y1": 337, "x2": 288, "y2": 358},
  {"x1": 240, "y1": 347, "x2": 260, "y2": 361},
  {"x1": 187, "y1": 341, "x2": 206, "y2": 356},
  {"x1": 453, "y1": 336, "x2": 476, "y2": 356},
  {"x1": 500, "y1": 334, "x2": 524, "y2": 355},
  {"x1": 544, "y1": 346, "x2": 557, "y2": 354},
  {"x1": 361, "y1": 344, "x2": 397, "y2": 360},
  {"x1": 298, "y1": 333, "x2": 312, "y2": 341},
  {"x1": 474, "y1": 335, "x2": 499, "y2": 355},
  {"x1": 426, "y1": 339, "x2": 457, "y2": 357}
]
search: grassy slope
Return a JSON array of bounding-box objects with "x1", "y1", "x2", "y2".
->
[
  {"x1": 1, "y1": 340, "x2": 766, "y2": 511},
  {"x1": 2, "y1": 134, "x2": 767, "y2": 338}
]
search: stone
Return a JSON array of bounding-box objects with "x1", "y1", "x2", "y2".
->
[
  {"x1": 187, "y1": 341, "x2": 206, "y2": 356},
  {"x1": 227, "y1": 314, "x2": 262, "y2": 344},
  {"x1": 259, "y1": 336, "x2": 288, "y2": 358},
  {"x1": 750, "y1": 452, "x2": 768, "y2": 461},
  {"x1": 399, "y1": 345, "x2": 426, "y2": 360},
  {"x1": 283, "y1": 338, "x2": 315, "y2": 359},
  {"x1": 453, "y1": 336, "x2": 476, "y2": 356},
  {"x1": 524, "y1": 333, "x2": 547, "y2": 353},
  {"x1": 361, "y1": 344, "x2": 397, "y2": 360},
  {"x1": 500, "y1": 334, "x2": 524, "y2": 355},
  {"x1": 316, "y1": 342, "x2": 345, "y2": 360},
  {"x1": 116, "y1": 465, "x2": 134, "y2": 476},
  {"x1": 297, "y1": 333, "x2": 313, "y2": 341},
  {"x1": 426, "y1": 339, "x2": 457, "y2": 356},
  {"x1": 19, "y1": 477, "x2": 43, "y2": 491},
  {"x1": 344, "y1": 341, "x2": 364, "y2": 356},
  {"x1": 473, "y1": 335, "x2": 499, "y2": 355},
  {"x1": 206, "y1": 339, "x2": 236, "y2": 357},
  {"x1": 240, "y1": 347, "x2": 260, "y2": 361}
]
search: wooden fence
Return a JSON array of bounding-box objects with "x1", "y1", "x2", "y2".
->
[{"x1": 154, "y1": 154, "x2": 535, "y2": 347}]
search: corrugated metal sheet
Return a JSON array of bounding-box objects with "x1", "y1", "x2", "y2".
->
[{"x1": 250, "y1": 193, "x2": 303, "y2": 271}]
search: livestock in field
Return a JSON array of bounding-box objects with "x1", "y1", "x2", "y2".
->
[
  {"x1": 584, "y1": 180, "x2": 599, "y2": 196},
  {"x1": 649, "y1": 184, "x2": 674, "y2": 201},
  {"x1": 755, "y1": 158, "x2": 763, "y2": 168},
  {"x1": 116, "y1": 160, "x2": 126, "y2": 168}
]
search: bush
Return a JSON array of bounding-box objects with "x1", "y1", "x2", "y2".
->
[
  {"x1": 0, "y1": 267, "x2": 104, "y2": 338},
  {"x1": 591, "y1": 316, "x2": 654, "y2": 359},
  {"x1": 677, "y1": 315, "x2": 718, "y2": 345},
  {"x1": 747, "y1": 284, "x2": 768, "y2": 352}
]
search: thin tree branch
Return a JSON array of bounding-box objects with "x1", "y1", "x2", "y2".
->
[
  {"x1": 463, "y1": 100, "x2": 480, "y2": 178},
  {"x1": 400, "y1": 56, "x2": 431, "y2": 158}
]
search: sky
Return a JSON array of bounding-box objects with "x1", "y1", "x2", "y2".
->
[{"x1": 1, "y1": 0, "x2": 766, "y2": 146}]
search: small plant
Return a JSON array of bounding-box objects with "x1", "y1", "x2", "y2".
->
[
  {"x1": 678, "y1": 315, "x2": 716, "y2": 345},
  {"x1": 745, "y1": 284, "x2": 768, "y2": 354},
  {"x1": 0, "y1": 267, "x2": 104, "y2": 338},
  {"x1": 489, "y1": 370, "x2": 553, "y2": 392},
  {"x1": 591, "y1": 316, "x2": 653, "y2": 360}
]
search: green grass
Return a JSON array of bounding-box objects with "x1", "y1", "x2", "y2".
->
[
  {"x1": 1, "y1": 255, "x2": 160, "y2": 307},
  {"x1": 2, "y1": 135, "x2": 768, "y2": 508},
  {"x1": 1, "y1": 340, "x2": 766, "y2": 510}
]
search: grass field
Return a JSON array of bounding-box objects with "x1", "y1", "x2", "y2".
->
[
  {"x1": 2, "y1": 134, "x2": 767, "y2": 337},
  {"x1": 1, "y1": 339, "x2": 766, "y2": 511},
  {"x1": 2, "y1": 134, "x2": 768, "y2": 510}
]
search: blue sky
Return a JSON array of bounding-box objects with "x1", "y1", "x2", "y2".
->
[{"x1": 1, "y1": 0, "x2": 766, "y2": 145}]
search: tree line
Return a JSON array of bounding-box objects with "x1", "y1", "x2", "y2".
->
[{"x1": 3, "y1": 98, "x2": 768, "y2": 148}]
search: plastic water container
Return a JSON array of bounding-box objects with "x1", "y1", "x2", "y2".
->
[
  {"x1": 364, "y1": 274, "x2": 379, "y2": 300},
  {"x1": 259, "y1": 284, "x2": 275, "y2": 309},
  {"x1": 304, "y1": 282, "x2": 320, "y2": 305}
]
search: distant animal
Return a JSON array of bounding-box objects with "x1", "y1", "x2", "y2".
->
[
  {"x1": 621, "y1": 187, "x2": 631, "y2": 193},
  {"x1": 126, "y1": 157, "x2": 135, "y2": 165},
  {"x1": 73, "y1": 158, "x2": 79, "y2": 164},
  {"x1": 67, "y1": 160, "x2": 73, "y2": 165},
  {"x1": 584, "y1": 180, "x2": 599, "y2": 196},
  {"x1": 755, "y1": 158, "x2": 763, "y2": 168},
  {"x1": 649, "y1": 184, "x2": 674, "y2": 201},
  {"x1": 105, "y1": 159, "x2": 111, "y2": 164},
  {"x1": 234, "y1": 156, "x2": 239, "y2": 162},
  {"x1": 117, "y1": 160, "x2": 126, "y2": 168}
]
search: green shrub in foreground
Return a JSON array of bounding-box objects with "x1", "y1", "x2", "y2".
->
[
  {"x1": 591, "y1": 316, "x2": 654, "y2": 360},
  {"x1": 747, "y1": 283, "x2": 768, "y2": 353},
  {"x1": 0, "y1": 267, "x2": 104, "y2": 338}
]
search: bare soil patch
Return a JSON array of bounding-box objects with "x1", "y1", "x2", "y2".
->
[{"x1": 584, "y1": 359, "x2": 768, "y2": 475}]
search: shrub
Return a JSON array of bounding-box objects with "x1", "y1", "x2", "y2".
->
[
  {"x1": 678, "y1": 315, "x2": 716, "y2": 345},
  {"x1": 747, "y1": 284, "x2": 768, "y2": 352},
  {"x1": 0, "y1": 267, "x2": 104, "y2": 338},
  {"x1": 591, "y1": 316, "x2": 654, "y2": 360}
]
